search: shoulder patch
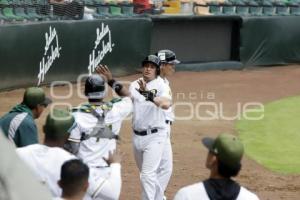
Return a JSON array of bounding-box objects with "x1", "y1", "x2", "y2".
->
[
  {"x1": 72, "y1": 102, "x2": 114, "y2": 113},
  {"x1": 101, "y1": 102, "x2": 113, "y2": 111},
  {"x1": 72, "y1": 104, "x2": 92, "y2": 113}
]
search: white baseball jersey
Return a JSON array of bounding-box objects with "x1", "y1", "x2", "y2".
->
[
  {"x1": 16, "y1": 144, "x2": 122, "y2": 200},
  {"x1": 130, "y1": 78, "x2": 172, "y2": 131},
  {"x1": 16, "y1": 144, "x2": 76, "y2": 196},
  {"x1": 173, "y1": 182, "x2": 260, "y2": 200},
  {"x1": 69, "y1": 97, "x2": 132, "y2": 167}
]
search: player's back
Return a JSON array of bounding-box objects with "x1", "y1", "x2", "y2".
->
[
  {"x1": 70, "y1": 99, "x2": 132, "y2": 167},
  {"x1": 16, "y1": 144, "x2": 76, "y2": 196}
]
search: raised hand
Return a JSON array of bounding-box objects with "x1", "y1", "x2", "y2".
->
[
  {"x1": 96, "y1": 64, "x2": 113, "y2": 81},
  {"x1": 137, "y1": 78, "x2": 147, "y2": 91}
]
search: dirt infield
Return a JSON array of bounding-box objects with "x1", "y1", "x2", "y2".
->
[{"x1": 1, "y1": 65, "x2": 300, "y2": 200}]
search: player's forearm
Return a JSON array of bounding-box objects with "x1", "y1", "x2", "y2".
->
[
  {"x1": 116, "y1": 87, "x2": 130, "y2": 97},
  {"x1": 153, "y1": 97, "x2": 172, "y2": 109}
]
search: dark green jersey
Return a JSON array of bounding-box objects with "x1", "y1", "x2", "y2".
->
[{"x1": 0, "y1": 104, "x2": 38, "y2": 147}]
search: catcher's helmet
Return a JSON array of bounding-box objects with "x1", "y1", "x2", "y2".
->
[
  {"x1": 142, "y1": 55, "x2": 161, "y2": 75},
  {"x1": 156, "y1": 49, "x2": 180, "y2": 64},
  {"x1": 84, "y1": 75, "x2": 106, "y2": 99}
]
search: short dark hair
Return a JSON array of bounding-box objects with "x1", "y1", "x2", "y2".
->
[
  {"x1": 60, "y1": 159, "x2": 89, "y2": 196},
  {"x1": 217, "y1": 159, "x2": 241, "y2": 178}
]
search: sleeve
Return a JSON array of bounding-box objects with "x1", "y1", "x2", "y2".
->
[
  {"x1": 89, "y1": 163, "x2": 121, "y2": 200},
  {"x1": 17, "y1": 121, "x2": 38, "y2": 147},
  {"x1": 129, "y1": 81, "x2": 146, "y2": 102},
  {"x1": 68, "y1": 122, "x2": 82, "y2": 142},
  {"x1": 173, "y1": 188, "x2": 188, "y2": 200},
  {"x1": 108, "y1": 97, "x2": 133, "y2": 122},
  {"x1": 159, "y1": 82, "x2": 172, "y2": 100},
  {"x1": 65, "y1": 120, "x2": 82, "y2": 154}
]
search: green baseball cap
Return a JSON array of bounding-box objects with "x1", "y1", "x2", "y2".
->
[
  {"x1": 44, "y1": 109, "x2": 75, "y2": 138},
  {"x1": 202, "y1": 133, "x2": 244, "y2": 168},
  {"x1": 23, "y1": 87, "x2": 52, "y2": 108}
]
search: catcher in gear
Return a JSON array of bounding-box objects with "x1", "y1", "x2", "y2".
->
[{"x1": 67, "y1": 65, "x2": 132, "y2": 169}]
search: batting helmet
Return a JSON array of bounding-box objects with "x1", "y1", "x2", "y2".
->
[
  {"x1": 84, "y1": 75, "x2": 106, "y2": 99},
  {"x1": 142, "y1": 55, "x2": 161, "y2": 75},
  {"x1": 156, "y1": 49, "x2": 180, "y2": 64}
]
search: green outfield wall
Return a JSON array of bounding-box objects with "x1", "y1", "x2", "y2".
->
[
  {"x1": 0, "y1": 18, "x2": 152, "y2": 90},
  {"x1": 240, "y1": 16, "x2": 300, "y2": 66},
  {"x1": 0, "y1": 16, "x2": 300, "y2": 90}
]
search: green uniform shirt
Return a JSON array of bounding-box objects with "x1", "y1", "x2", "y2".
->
[{"x1": 0, "y1": 104, "x2": 38, "y2": 147}]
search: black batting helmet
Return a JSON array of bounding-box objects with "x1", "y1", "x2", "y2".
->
[
  {"x1": 84, "y1": 75, "x2": 106, "y2": 99},
  {"x1": 142, "y1": 55, "x2": 161, "y2": 75},
  {"x1": 156, "y1": 49, "x2": 180, "y2": 64}
]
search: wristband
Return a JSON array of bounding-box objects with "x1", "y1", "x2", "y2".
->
[
  {"x1": 108, "y1": 79, "x2": 116, "y2": 87},
  {"x1": 108, "y1": 79, "x2": 123, "y2": 96}
]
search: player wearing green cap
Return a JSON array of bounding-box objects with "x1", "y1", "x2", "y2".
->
[
  {"x1": 173, "y1": 133, "x2": 259, "y2": 200},
  {"x1": 0, "y1": 87, "x2": 52, "y2": 147},
  {"x1": 16, "y1": 109, "x2": 77, "y2": 195},
  {"x1": 17, "y1": 109, "x2": 122, "y2": 200}
]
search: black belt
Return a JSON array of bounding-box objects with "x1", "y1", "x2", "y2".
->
[
  {"x1": 165, "y1": 120, "x2": 173, "y2": 125},
  {"x1": 134, "y1": 128, "x2": 158, "y2": 136}
]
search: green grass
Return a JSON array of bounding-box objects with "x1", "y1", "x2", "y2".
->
[{"x1": 236, "y1": 96, "x2": 300, "y2": 174}]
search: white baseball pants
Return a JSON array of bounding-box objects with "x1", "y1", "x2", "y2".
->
[
  {"x1": 133, "y1": 129, "x2": 168, "y2": 200},
  {"x1": 157, "y1": 124, "x2": 173, "y2": 193}
]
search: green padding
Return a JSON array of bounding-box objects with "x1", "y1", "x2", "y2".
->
[
  {"x1": 15, "y1": 7, "x2": 31, "y2": 19},
  {"x1": 176, "y1": 61, "x2": 244, "y2": 71},
  {"x1": 0, "y1": 18, "x2": 152, "y2": 90},
  {"x1": 3, "y1": 7, "x2": 23, "y2": 20},
  {"x1": 110, "y1": 5, "x2": 122, "y2": 15},
  {"x1": 240, "y1": 16, "x2": 300, "y2": 66}
]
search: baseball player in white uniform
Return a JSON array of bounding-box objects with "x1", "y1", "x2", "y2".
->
[
  {"x1": 173, "y1": 134, "x2": 260, "y2": 200},
  {"x1": 67, "y1": 65, "x2": 132, "y2": 169},
  {"x1": 129, "y1": 55, "x2": 172, "y2": 200},
  {"x1": 155, "y1": 49, "x2": 180, "y2": 198},
  {"x1": 16, "y1": 109, "x2": 122, "y2": 200}
]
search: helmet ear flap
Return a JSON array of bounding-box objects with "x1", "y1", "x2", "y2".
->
[{"x1": 84, "y1": 78, "x2": 92, "y2": 96}]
